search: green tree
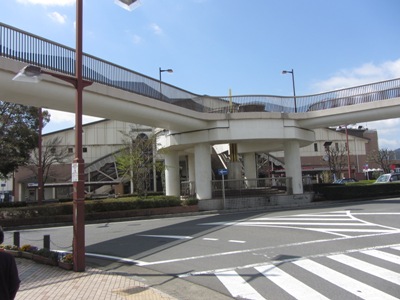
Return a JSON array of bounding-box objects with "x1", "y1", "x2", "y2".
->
[
  {"x1": 0, "y1": 102, "x2": 50, "y2": 178},
  {"x1": 115, "y1": 127, "x2": 163, "y2": 197}
]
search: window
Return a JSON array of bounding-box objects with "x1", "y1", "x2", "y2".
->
[
  {"x1": 68, "y1": 148, "x2": 73, "y2": 153},
  {"x1": 83, "y1": 147, "x2": 87, "y2": 153},
  {"x1": 335, "y1": 143, "x2": 339, "y2": 151},
  {"x1": 314, "y1": 143, "x2": 318, "y2": 152}
]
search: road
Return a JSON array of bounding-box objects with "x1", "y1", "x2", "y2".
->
[{"x1": 5, "y1": 198, "x2": 400, "y2": 299}]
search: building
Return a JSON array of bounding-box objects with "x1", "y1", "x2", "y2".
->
[
  {"x1": 11, "y1": 120, "x2": 382, "y2": 202},
  {"x1": 270, "y1": 126, "x2": 381, "y2": 182}
]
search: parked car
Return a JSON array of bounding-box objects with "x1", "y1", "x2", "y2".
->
[
  {"x1": 374, "y1": 173, "x2": 400, "y2": 183},
  {"x1": 333, "y1": 178, "x2": 358, "y2": 184}
]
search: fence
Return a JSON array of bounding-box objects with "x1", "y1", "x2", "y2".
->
[{"x1": 2, "y1": 22, "x2": 400, "y2": 114}]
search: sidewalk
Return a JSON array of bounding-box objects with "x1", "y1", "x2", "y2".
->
[{"x1": 15, "y1": 257, "x2": 176, "y2": 300}]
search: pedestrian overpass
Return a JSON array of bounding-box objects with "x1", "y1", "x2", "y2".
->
[{"x1": 1, "y1": 22, "x2": 400, "y2": 208}]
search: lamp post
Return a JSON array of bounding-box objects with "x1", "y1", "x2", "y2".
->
[
  {"x1": 344, "y1": 125, "x2": 352, "y2": 178},
  {"x1": 37, "y1": 107, "x2": 43, "y2": 205},
  {"x1": 159, "y1": 67, "x2": 173, "y2": 100},
  {"x1": 282, "y1": 69, "x2": 297, "y2": 113},
  {"x1": 13, "y1": 0, "x2": 140, "y2": 272}
]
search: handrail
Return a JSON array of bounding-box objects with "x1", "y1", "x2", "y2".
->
[{"x1": 1, "y1": 22, "x2": 400, "y2": 114}]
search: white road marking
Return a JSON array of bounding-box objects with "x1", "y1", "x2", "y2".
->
[
  {"x1": 178, "y1": 242, "x2": 400, "y2": 278},
  {"x1": 362, "y1": 249, "x2": 400, "y2": 265},
  {"x1": 203, "y1": 238, "x2": 219, "y2": 241},
  {"x1": 229, "y1": 240, "x2": 246, "y2": 243},
  {"x1": 85, "y1": 252, "x2": 146, "y2": 265},
  {"x1": 215, "y1": 270, "x2": 266, "y2": 300},
  {"x1": 294, "y1": 259, "x2": 399, "y2": 300},
  {"x1": 256, "y1": 264, "x2": 329, "y2": 300},
  {"x1": 137, "y1": 235, "x2": 192, "y2": 239},
  {"x1": 328, "y1": 254, "x2": 400, "y2": 285},
  {"x1": 198, "y1": 210, "x2": 400, "y2": 238}
]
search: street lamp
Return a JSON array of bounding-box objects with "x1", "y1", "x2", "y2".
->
[
  {"x1": 13, "y1": 0, "x2": 140, "y2": 272},
  {"x1": 159, "y1": 67, "x2": 173, "y2": 100},
  {"x1": 37, "y1": 107, "x2": 43, "y2": 205},
  {"x1": 282, "y1": 69, "x2": 297, "y2": 113}
]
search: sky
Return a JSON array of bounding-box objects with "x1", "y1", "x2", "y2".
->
[{"x1": 1, "y1": 0, "x2": 400, "y2": 149}]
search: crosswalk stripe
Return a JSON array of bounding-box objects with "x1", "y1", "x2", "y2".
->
[
  {"x1": 362, "y1": 249, "x2": 400, "y2": 266},
  {"x1": 255, "y1": 264, "x2": 329, "y2": 300},
  {"x1": 392, "y1": 246, "x2": 400, "y2": 252},
  {"x1": 215, "y1": 270, "x2": 266, "y2": 300},
  {"x1": 328, "y1": 254, "x2": 400, "y2": 285},
  {"x1": 294, "y1": 259, "x2": 399, "y2": 300}
]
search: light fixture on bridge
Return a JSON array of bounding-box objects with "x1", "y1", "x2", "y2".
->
[
  {"x1": 114, "y1": 0, "x2": 141, "y2": 11},
  {"x1": 282, "y1": 68, "x2": 297, "y2": 113},
  {"x1": 159, "y1": 67, "x2": 174, "y2": 100},
  {"x1": 13, "y1": 65, "x2": 43, "y2": 83}
]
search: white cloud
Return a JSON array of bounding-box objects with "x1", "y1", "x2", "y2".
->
[
  {"x1": 131, "y1": 34, "x2": 142, "y2": 44},
  {"x1": 312, "y1": 59, "x2": 400, "y2": 92},
  {"x1": 44, "y1": 109, "x2": 103, "y2": 133},
  {"x1": 48, "y1": 11, "x2": 67, "y2": 24},
  {"x1": 16, "y1": 0, "x2": 75, "y2": 5},
  {"x1": 150, "y1": 23, "x2": 163, "y2": 35},
  {"x1": 312, "y1": 58, "x2": 400, "y2": 150}
]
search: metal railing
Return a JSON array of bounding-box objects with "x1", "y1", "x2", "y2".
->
[
  {"x1": 212, "y1": 177, "x2": 292, "y2": 197},
  {"x1": 2, "y1": 22, "x2": 400, "y2": 114}
]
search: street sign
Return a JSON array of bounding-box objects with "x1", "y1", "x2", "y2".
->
[{"x1": 218, "y1": 169, "x2": 228, "y2": 176}]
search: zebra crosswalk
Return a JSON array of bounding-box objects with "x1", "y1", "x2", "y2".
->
[{"x1": 214, "y1": 246, "x2": 400, "y2": 299}]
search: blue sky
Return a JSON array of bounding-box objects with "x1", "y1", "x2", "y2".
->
[{"x1": 2, "y1": 0, "x2": 400, "y2": 149}]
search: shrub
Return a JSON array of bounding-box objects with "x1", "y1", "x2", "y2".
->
[{"x1": 35, "y1": 248, "x2": 59, "y2": 261}]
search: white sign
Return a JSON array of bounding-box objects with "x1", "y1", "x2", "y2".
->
[{"x1": 71, "y1": 163, "x2": 79, "y2": 182}]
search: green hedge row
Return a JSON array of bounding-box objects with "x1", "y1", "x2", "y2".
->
[
  {"x1": 0, "y1": 196, "x2": 197, "y2": 220},
  {"x1": 313, "y1": 182, "x2": 400, "y2": 201}
]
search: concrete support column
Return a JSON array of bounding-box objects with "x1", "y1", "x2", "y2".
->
[
  {"x1": 164, "y1": 151, "x2": 180, "y2": 196},
  {"x1": 188, "y1": 153, "x2": 196, "y2": 195},
  {"x1": 284, "y1": 140, "x2": 303, "y2": 194},
  {"x1": 243, "y1": 152, "x2": 257, "y2": 187},
  {"x1": 194, "y1": 143, "x2": 212, "y2": 200}
]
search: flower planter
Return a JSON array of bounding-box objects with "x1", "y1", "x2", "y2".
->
[
  {"x1": 33, "y1": 254, "x2": 58, "y2": 266},
  {"x1": 5, "y1": 250, "x2": 22, "y2": 258},
  {"x1": 58, "y1": 261, "x2": 73, "y2": 270},
  {"x1": 21, "y1": 252, "x2": 34, "y2": 259}
]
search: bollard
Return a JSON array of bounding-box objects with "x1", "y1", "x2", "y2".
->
[
  {"x1": 44, "y1": 235, "x2": 50, "y2": 250},
  {"x1": 13, "y1": 232, "x2": 20, "y2": 248}
]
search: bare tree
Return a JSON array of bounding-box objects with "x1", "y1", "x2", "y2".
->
[
  {"x1": 368, "y1": 148, "x2": 395, "y2": 174},
  {"x1": 29, "y1": 136, "x2": 72, "y2": 186},
  {"x1": 325, "y1": 143, "x2": 348, "y2": 180}
]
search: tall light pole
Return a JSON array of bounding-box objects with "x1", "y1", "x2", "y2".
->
[
  {"x1": 37, "y1": 107, "x2": 43, "y2": 205},
  {"x1": 282, "y1": 69, "x2": 297, "y2": 113},
  {"x1": 159, "y1": 67, "x2": 173, "y2": 100},
  {"x1": 13, "y1": 0, "x2": 140, "y2": 272},
  {"x1": 344, "y1": 125, "x2": 352, "y2": 178}
]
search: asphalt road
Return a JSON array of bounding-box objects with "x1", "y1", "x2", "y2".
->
[{"x1": 5, "y1": 197, "x2": 400, "y2": 299}]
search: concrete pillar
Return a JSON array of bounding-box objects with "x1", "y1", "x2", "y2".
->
[
  {"x1": 194, "y1": 143, "x2": 212, "y2": 200},
  {"x1": 188, "y1": 153, "x2": 196, "y2": 195},
  {"x1": 243, "y1": 152, "x2": 257, "y2": 187},
  {"x1": 284, "y1": 140, "x2": 303, "y2": 194},
  {"x1": 164, "y1": 151, "x2": 180, "y2": 196}
]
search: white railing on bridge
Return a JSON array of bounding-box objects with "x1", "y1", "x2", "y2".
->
[{"x1": 1, "y1": 22, "x2": 400, "y2": 114}]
